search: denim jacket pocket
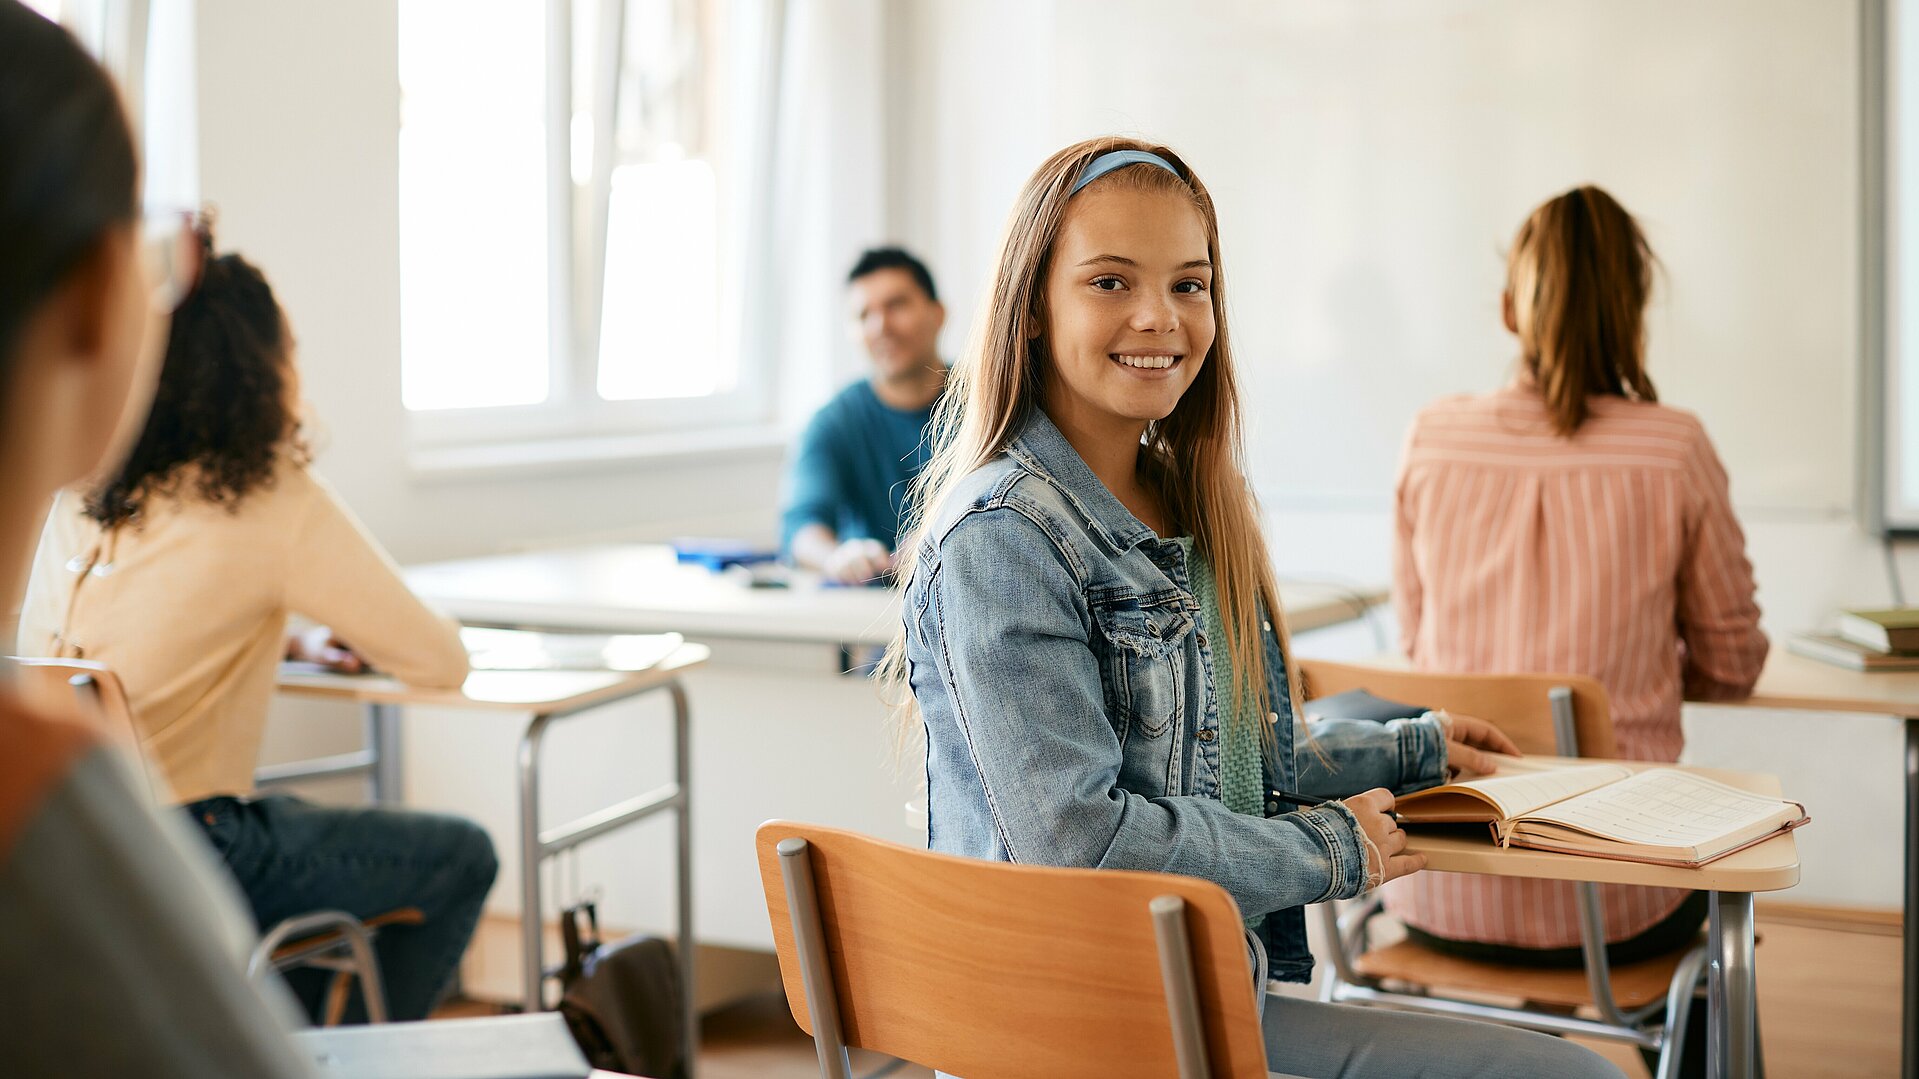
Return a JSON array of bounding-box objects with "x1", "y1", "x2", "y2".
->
[{"x1": 1092, "y1": 596, "x2": 1194, "y2": 739}]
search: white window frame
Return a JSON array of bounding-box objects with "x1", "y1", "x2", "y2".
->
[{"x1": 404, "y1": 0, "x2": 772, "y2": 458}]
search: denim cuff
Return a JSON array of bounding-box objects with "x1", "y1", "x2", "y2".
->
[
  {"x1": 1297, "y1": 801, "x2": 1370, "y2": 902},
  {"x1": 1394, "y1": 713, "x2": 1449, "y2": 794}
]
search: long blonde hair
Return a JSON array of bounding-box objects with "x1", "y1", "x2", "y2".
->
[
  {"x1": 1506, "y1": 185, "x2": 1659, "y2": 436},
  {"x1": 878, "y1": 136, "x2": 1299, "y2": 757}
]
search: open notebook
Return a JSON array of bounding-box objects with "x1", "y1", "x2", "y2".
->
[{"x1": 1394, "y1": 758, "x2": 1808, "y2": 867}]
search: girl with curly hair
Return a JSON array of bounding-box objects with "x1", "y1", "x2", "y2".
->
[{"x1": 19, "y1": 231, "x2": 496, "y2": 1025}]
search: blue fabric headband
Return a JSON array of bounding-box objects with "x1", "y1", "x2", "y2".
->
[{"x1": 1069, "y1": 149, "x2": 1182, "y2": 196}]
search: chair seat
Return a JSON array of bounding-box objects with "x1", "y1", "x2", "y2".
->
[
  {"x1": 269, "y1": 906, "x2": 425, "y2": 965},
  {"x1": 1351, "y1": 935, "x2": 1707, "y2": 1010}
]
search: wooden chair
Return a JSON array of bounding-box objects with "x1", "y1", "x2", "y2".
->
[
  {"x1": 754, "y1": 820, "x2": 1293, "y2": 1079},
  {"x1": 1298, "y1": 659, "x2": 1720, "y2": 1079},
  {"x1": 10, "y1": 656, "x2": 414, "y2": 1025},
  {"x1": 12, "y1": 655, "x2": 161, "y2": 800}
]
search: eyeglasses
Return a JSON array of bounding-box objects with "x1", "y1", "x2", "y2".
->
[{"x1": 141, "y1": 209, "x2": 205, "y2": 313}]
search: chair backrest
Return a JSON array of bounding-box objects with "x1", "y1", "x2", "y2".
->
[
  {"x1": 1297, "y1": 659, "x2": 1617, "y2": 758},
  {"x1": 8, "y1": 657, "x2": 163, "y2": 801},
  {"x1": 754, "y1": 820, "x2": 1269, "y2": 1079}
]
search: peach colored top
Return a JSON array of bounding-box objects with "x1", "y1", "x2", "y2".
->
[
  {"x1": 1383, "y1": 379, "x2": 1768, "y2": 948},
  {"x1": 17, "y1": 465, "x2": 468, "y2": 805}
]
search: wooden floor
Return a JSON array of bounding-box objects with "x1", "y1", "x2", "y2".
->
[{"x1": 439, "y1": 913, "x2": 1902, "y2": 1078}]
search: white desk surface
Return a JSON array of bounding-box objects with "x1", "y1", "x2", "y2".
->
[
  {"x1": 1404, "y1": 759, "x2": 1801, "y2": 893},
  {"x1": 404, "y1": 543, "x2": 1384, "y2": 647},
  {"x1": 277, "y1": 642, "x2": 709, "y2": 711}
]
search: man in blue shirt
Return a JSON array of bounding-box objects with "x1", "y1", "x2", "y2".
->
[{"x1": 781, "y1": 247, "x2": 947, "y2": 584}]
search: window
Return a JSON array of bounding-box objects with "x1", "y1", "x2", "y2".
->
[
  {"x1": 399, "y1": 0, "x2": 759, "y2": 447},
  {"x1": 398, "y1": 2, "x2": 549, "y2": 411},
  {"x1": 40, "y1": 0, "x2": 199, "y2": 224}
]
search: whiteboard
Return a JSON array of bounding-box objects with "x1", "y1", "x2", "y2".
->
[{"x1": 923, "y1": 1, "x2": 1862, "y2": 516}]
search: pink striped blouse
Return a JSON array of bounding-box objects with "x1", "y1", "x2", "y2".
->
[{"x1": 1381, "y1": 377, "x2": 1768, "y2": 949}]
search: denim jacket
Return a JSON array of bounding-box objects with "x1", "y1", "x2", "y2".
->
[{"x1": 902, "y1": 409, "x2": 1448, "y2": 982}]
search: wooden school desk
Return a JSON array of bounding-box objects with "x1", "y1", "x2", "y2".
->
[
  {"x1": 1721, "y1": 649, "x2": 1919, "y2": 1079},
  {"x1": 1404, "y1": 760, "x2": 1799, "y2": 1079},
  {"x1": 272, "y1": 643, "x2": 709, "y2": 1073}
]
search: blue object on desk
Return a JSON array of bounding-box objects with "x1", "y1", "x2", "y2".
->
[{"x1": 670, "y1": 538, "x2": 778, "y2": 572}]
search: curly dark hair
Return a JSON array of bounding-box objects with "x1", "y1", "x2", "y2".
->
[{"x1": 85, "y1": 238, "x2": 307, "y2": 527}]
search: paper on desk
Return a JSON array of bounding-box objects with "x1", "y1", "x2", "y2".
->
[{"x1": 460, "y1": 627, "x2": 683, "y2": 672}]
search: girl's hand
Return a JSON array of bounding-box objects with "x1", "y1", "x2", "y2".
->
[
  {"x1": 1342, "y1": 787, "x2": 1425, "y2": 890},
  {"x1": 825, "y1": 538, "x2": 893, "y2": 585},
  {"x1": 1435, "y1": 709, "x2": 1521, "y2": 777},
  {"x1": 286, "y1": 625, "x2": 367, "y2": 674}
]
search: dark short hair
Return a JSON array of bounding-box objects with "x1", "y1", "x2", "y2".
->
[
  {"x1": 86, "y1": 244, "x2": 307, "y2": 527},
  {"x1": 0, "y1": 1, "x2": 139, "y2": 385},
  {"x1": 847, "y1": 246, "x2": 938, "y2": 303}
]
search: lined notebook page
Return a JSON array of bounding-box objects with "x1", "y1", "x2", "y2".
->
[
  {"x1": 1524, "y1": 769, "x2": 1789, "y2": 847},
  {"x1": 1453, "y1": 763, "x2": 1629, "y2": 818}
]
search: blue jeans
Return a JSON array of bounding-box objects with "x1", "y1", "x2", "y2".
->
[{"x1": 186, "y1": 794, "x2": 498, "y2": 1023}]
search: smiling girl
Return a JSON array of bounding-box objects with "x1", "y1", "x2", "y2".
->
[{"x1": 882, "y1": 138, "x2": 1616, "y2": 1077}]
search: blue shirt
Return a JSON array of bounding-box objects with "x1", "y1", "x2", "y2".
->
[{"x1": 779, "y1": 378, "x2": 939, "y2": 553}]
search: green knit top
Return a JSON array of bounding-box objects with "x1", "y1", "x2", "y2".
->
[{"x1": 1173, "y1": 537, "x2": 1266, "y2": 930}]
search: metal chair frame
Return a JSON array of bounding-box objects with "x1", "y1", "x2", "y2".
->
[{"x1": 247, "y1": 908, "x2": 391, "y2": 1024}]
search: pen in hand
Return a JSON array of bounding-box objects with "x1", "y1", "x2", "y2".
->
[{"x1": 1264, "y1": 788, "x2": 1329, "y2": 817}]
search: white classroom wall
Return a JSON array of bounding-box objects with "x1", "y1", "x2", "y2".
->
[{"x1": 200, "y1": 0, "x2": 1900, "y2": 909}]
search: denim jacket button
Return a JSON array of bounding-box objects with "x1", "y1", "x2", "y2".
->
[
  {"x1": 1263, "y1": 620, "x2": 1273, "y2": 632},
  {"x1": 1267, "y1": 711, "x2": 1279, "y2": 724},
  {"x1": 1196, "y1": 729, "x2": 1216, "y2": 743},
  {"x1": 1196, "y1": 631, "x2": 1209, "y2": 647}
]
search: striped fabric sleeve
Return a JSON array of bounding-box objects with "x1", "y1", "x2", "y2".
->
[
  {"x1": 1392, "y1": 419, "x2": 1425, "y2": 661},
  {"x1": 1675, "y1": 421, "x2": 1769, "y2": 701}
]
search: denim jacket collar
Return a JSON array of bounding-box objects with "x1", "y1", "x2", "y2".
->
[{"x1": 1005, "y1": 408, "x2": 1159, "y2": 556}]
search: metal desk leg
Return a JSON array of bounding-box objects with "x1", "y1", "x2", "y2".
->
[
  {"x1": 669, "y1": 680, "x2": 696, "y2": 1075},
  {"x1": 365, "y1": 702, "x2": 404, "y2": 805},
  {"x1": 518, "y1": 708, "x2": 556, "y2": 1013},
  {"x1": 515, "y1": 682, "x2": 698, "y2": 1078},
  {"x1": 1707, "y1": 891, "x2": 1757, "y2": 1079},
  {"x1": 1905, "y1": 718, "x2": 1918, "y2": 1079}
]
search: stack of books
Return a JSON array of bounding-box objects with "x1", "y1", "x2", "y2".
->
[{"x1": 1789, "y1": 608, "x2": 1919, "y2": 671}]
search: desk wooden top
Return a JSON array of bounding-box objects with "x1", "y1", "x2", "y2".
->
[
  {"x1": 403, "y1": 543, "x2": 1384, "y2": 647},
  {"x1": 1403, "y1": 758, "x2": 1801, "y2": 893},
  {"x1": 276, "y1": 642, "x2": 709, "y2": 711},
  {"x1": 1736, "y1": 646, "x2": 1919, "y2": 717},
  {"x1": 1363, "y1": 647, "x2": 1919, "y2": 719}
]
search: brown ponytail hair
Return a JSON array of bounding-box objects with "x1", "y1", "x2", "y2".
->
[{"x1": 1505, "y1": 185, "x2": 1659, "y2": 435}]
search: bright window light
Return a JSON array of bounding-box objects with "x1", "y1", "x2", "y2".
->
[
  {"x1": 398, "y1": 0, "x2": 550, "y2": 411},
  {"x1": 595, "y1": 160, "x2": 723, "y2": 401}
]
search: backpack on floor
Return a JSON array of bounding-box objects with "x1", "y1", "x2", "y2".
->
[{"x1": 555, "y1": 899, "x2": 687, "y2": 1079}]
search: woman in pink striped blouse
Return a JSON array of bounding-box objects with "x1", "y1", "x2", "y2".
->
[{"x1": 1385, "y1": 185, "x2": 1769, "y2": 965}]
